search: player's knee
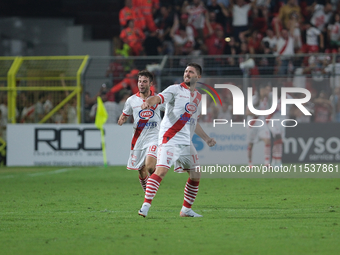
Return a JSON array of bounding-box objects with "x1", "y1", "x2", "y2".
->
[
  {"x1": 155, "y1": 167, "x2": 168, "y2": 178},
  {"x1": 139, "y1": 168, "x2": 148, "y2": 178},
  {"x1": 189, "y1": 169, "x2": 201, "y2": 181},
  {"x1": 190, "y1": 177, "x2": 200, "y2": 182},
  {"x1": 145, "y1": 165, "x2": 155, "y2": 175}
]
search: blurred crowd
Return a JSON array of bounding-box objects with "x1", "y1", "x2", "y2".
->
[
  {"x1": 113, "y1": 0, "x2": 340, "y2": 125},
  {"x1": 117, "y1": 0, "x2": 340, "y2": 58}
]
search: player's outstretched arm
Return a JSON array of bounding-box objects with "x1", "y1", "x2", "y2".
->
[
  {"x1": 195, "y1": 123, "x2": 216, "y2": 147},
  {"x1": 118, "y1": 113, "x2": 128, "y2": 126},
  {"x1": 141, "y1": 96, "x2": 162, "y2": 110}
]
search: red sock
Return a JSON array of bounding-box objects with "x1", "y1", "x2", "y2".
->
[
  {"x1": 144, "y1": 174, "x2": 162, "y2": 204},
  {"x1": 139, "y1": 175, "x2": 148, "y2": 193},
  {"x1": 183, "y1": 178, "x2": 200, "y2": 209}
]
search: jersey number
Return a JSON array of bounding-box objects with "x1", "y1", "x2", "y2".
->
[
  {"x1": 191, "y1": 154, "x2": 199, "y2": 163},
  {"x1": 149, "y1": 145, "x2": 157, "y2": 152}
]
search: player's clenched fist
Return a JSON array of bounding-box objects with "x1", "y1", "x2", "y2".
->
[
  {"x1": 141, "y1": 102, "x2": 150, "y2": 110},
  {"x1": 206, "y1": 138, "x2": 216, "y2": 147},
  {"x1": 118, "y1": 115, "x2": 128, "y2": 126}
]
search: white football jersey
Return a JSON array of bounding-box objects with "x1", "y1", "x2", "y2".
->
[
  {"x1": 122, "y1": 91, "x2": 163, "y2": 150},
  {"x1": 157, "y1": 83, "x2": 201, "y2": 146}
]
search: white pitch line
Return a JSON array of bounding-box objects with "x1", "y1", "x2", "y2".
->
[
  {"x1": 0, "y1": 175, "x2": 15, "y2": 179},
  {"x1": 1, "y1": 168, "x2": 80, "y2": 179},
  {"x1": 28, "y1": 168, "x2": 79, "y2": 177}
]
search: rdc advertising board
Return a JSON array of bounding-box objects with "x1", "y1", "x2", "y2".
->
[{"x1": 7, "y1": 124, "x2": 131, "y2": 166}]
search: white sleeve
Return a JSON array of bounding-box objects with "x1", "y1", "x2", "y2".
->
[
  {"x1": 122, "y1": 97, "x2": 133, "y2": 116},
  {"x1": 158, "y1": 85, "x2": 177, "y2": 104}
]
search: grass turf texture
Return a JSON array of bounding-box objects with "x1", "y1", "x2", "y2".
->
[{"x1": 0, "y1": 166, "x2": 339, "y2": 255}]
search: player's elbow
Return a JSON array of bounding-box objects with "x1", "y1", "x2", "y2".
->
[{"x1": 155, "y1": 96, "x2": 162, "y2": 105}]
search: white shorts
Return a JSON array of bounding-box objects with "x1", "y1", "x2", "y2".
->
[
  {"x1": 127, "y1": 144, "x2": 158, "y2": 170},
  {"x1": 157, "y1": 143, "x2": 199, "y2": 172},
  {"x1": 247, "y1": 125, "x2": 271, "y2": 144}
]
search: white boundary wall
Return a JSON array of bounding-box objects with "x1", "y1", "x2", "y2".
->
[
  {"x1": 194, "y1": 124, "x2": 264, "y2": 166},
  {"x1": 7, "y1": 124, "x2": 131, "y2": 166}
]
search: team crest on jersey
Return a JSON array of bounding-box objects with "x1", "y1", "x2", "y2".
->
[
  {"x1": 139, "y1": 109, "x2": 154, "y2": 120},
  {"x1": 185, "y1": 102, "x2": 197, "y2": 114}
]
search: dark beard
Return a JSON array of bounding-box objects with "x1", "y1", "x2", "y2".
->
[{"x1": 141, "y1": 89, "x2": 150, "y2": 97}]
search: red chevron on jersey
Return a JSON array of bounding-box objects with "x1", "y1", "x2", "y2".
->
[
  {"x1": 162, "y1": 112, "x2": 191, "y2": 144},
  {"x1": 131, "y1": 118, "x2": 149, "y2": 149},
  {"x1": 131, "y1": 104, "x2": 159, "y2": 149}
]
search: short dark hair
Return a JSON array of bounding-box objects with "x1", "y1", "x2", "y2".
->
[
  {"x1": 138, "y1": 70, "x2": 154, "y2": 83},
  {"x1": 263, "y1": 41, "x2": 270, "y2": 49},
  {"x1": 187, "y1": 62, "x2": 202, "y2": 75}
]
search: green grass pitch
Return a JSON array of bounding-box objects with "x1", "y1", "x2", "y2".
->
[{"x1": 0, "y1": 166, "x2": 339, "y2": 255}]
